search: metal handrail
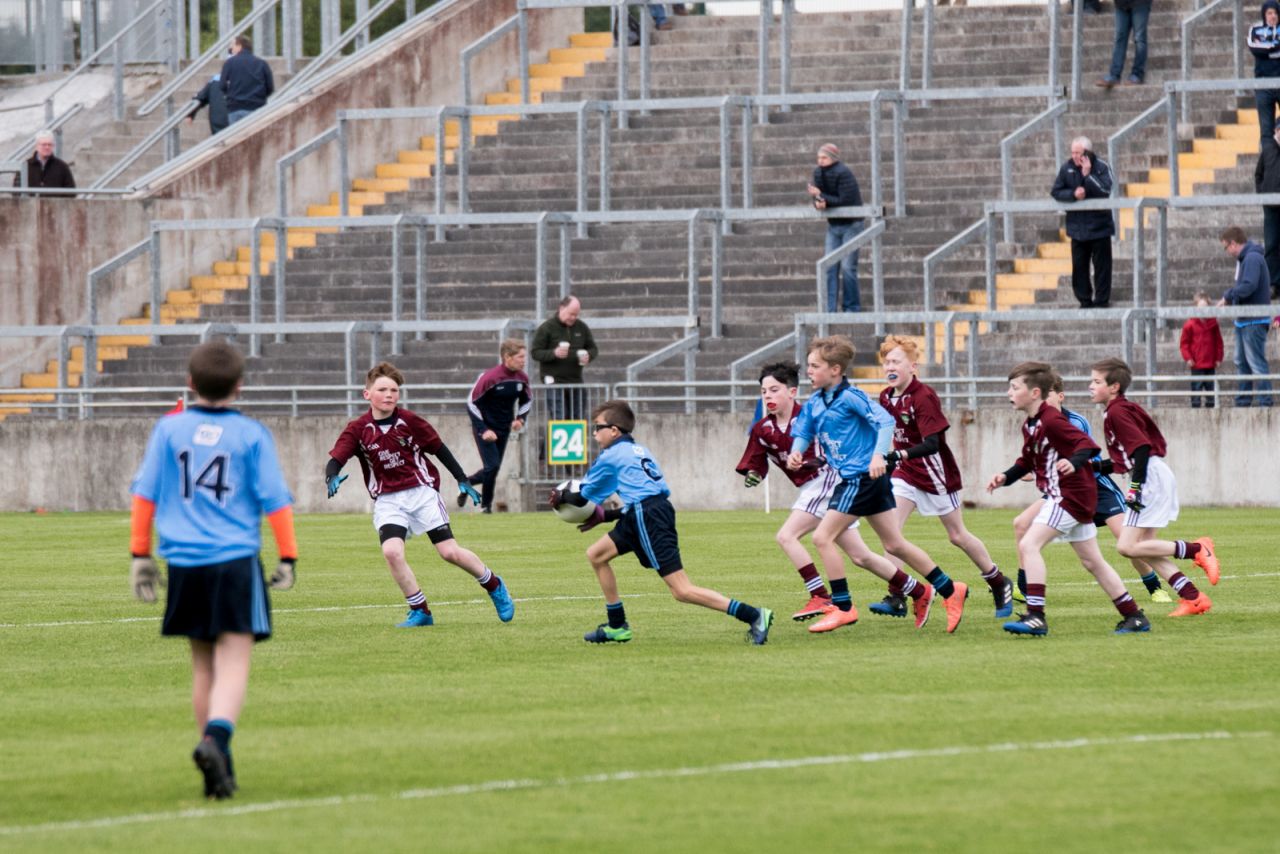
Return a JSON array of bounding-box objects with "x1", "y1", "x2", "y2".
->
[
  {"x1": 4, "y1": 103, "x2": 84, "y2": 163},
  {"x1": 1106, "y1": 94, "x2": 1169, "y2": 195},
  {"x1": 273, "y1": 0, "x2": 405, "y2": 97},
  {"x1": 815, "y1": 219, "x2": 887, "y2": 329},
  {"x1": 726, "y1": 331, "x2": 797, "y2": 414},
  {"x1": 460, "y1": 14, "x2": 524, "y2": 106},
  {"x1": 624, "y1": 330, "x2": 700, "y2": 414},
  {"x1": 999, "y1": 100, "x2": 1070, "y2": 242},
  {"x1": 1180, "y1": 0, "x2": 1242, "y2": 123}
]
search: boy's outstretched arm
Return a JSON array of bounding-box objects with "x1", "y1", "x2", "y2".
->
[
  {"x1": 433, "y1": 443, "x2": 481, "y2": 505},
  {"x1": 324, "y1": 457, "x2": 348, "y2": 498}
]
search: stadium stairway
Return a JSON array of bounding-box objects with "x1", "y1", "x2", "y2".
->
[{"x1": 11, "y1": 2, "x2": 1244, "y2": 416}]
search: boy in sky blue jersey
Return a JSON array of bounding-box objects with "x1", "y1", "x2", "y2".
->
[
  {"x1": 129, "y1": 341, "x2": 298, "y2": 800},
  {"x1": 560, "y1": 399, "x2": 774, "y2": 645},
  {"x1": 786, "y1": 336, "x2": 969, "y2": 634}
]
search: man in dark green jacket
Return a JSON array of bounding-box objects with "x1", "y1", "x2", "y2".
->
[{"x1": 531, "y1": 295, "x2": 598, "y2": 419}]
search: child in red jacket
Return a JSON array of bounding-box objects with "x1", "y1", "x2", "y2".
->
[{"x1": 1179, "y1": 291, "x2": 1224, "y2": 408}]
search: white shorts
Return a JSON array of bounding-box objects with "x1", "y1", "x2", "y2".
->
[
  {"x1": 1033, "y1": 499, "x2": 1096, "y2": 543},
  {"x1": 1123, "y1": 456, "x2": 1180, "y2": 530},
  {"x1": 793, "y1": 469, "x2": 859, "y2": 528},
  {"x1": 891, "y1": 478, "x2": 961, "y2": 518},
  {"x1": 372, "y1": 485, "x2": 450, "y2": 538}
]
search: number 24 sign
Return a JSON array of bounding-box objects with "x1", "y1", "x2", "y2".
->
[{"x1": 547, "y1": 420, "x2": 588, "y2": 465}]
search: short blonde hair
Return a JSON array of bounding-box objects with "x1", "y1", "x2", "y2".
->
[
  {"x1": 878, "y1": 335, "x2": 919, "y2": 363},
  {"x1": 808, "y1": 335, "x2": 855, "y2": 373},
  {"x1": 500, "y1": 338, "x2": 526, "y2": 359},
  {"x1": 366, "y1": 361, "x2": 404, "y2": 388}
]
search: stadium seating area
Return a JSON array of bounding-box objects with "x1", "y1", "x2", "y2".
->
[{"x1": 1, "y1": 1, "x2": 1264, "y2": 417}]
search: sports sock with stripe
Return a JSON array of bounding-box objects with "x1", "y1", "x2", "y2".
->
[
  {"x1": 797, "y1": 562, "x2": 829, "y2": 596},
  {"x1": 980, "y1": 564, "x2": 1008, "y2": 592},
  {"x1": 926, "y1": 567, "x2": 956, "y2": 599},
  {"x1": 829, "y1": 578, "x2": 853, "y2": 612},
  {"x1": 476, "y1": 567, "x2": 501, "y2": 593},
  {"x1": 1169, "y1": 572, "x2": 1200, "y2": 601},
  {"x1": 727, "y1": 600, "x2": 761, "y2": 625},
  {"x1": 406, "y1": 589, "x2": 430, "y2": 613},
  {"x1": 1139, "y1": 571, "x2": 1162, "y2": 594},
  {"x1": 606, "y1": 600, "x2": 627, "y2": 628}
]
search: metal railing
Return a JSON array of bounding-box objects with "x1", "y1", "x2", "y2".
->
[
  {"x1": 4, "y1": 103, "x2": 85, "y2": 163},
  {"x1": 999, "y1": 100, "x2": 1069, "y2": 242},
  {"x1": 1164, "y1": 77, "x2": 1280, "y2": 194},
  {"x1": 461, "y1": 14, "x2": 528, "y2": 106},
  {"x1": 1180, "y1": 0, "x2": 1244, "y2": 122}
]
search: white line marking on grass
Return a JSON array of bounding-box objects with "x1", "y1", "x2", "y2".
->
[
  {"x1": 0, "y1": 730, "x2": 1269, "y2": 837},
  {"x1": 0, "y1": 594, "x2": 668, "y2": 629},
  {"x1": 3, "y1": 571, "x2": 1278, "y2": 630}
]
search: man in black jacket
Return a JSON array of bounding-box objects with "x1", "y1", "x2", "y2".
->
[
  {"x1": 806, "y1": 143, "x2": 864, "y2": 312},
  {"x1": 1256, "y1": 125, "x2": 1280, "y2": 298},
  {"x1": 220, "y1": 36, "x2": 274, "y2": 125},
  {"x1": 1050, "y1": 136, "x2": 1115, "y2": 308},
  {"x1": 14, "y1": 131, "x2": 75, "y2": 193}
]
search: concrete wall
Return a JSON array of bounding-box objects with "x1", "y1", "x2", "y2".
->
[
  {"x1": 2, "y1": 408, "x2": 1275, "y2": 512},
  {"x1": 0, "y1": 0, "x2": 580, "y2": 385}
]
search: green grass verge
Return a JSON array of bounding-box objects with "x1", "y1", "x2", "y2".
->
[{"x1": 1, "y1": 508, "x2": 1276, "y2": 852}]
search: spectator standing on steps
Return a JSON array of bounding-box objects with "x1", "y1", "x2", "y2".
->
[
  {"x1": 14, "y1": 130, "x2": 75, "y2": 192},
  {"x1": 1217, "y1": 225, "x2": 1274, "y2": 408},
  {"x1": 1249, "y1": 1, "x2": 1280, "y2": 140},
  {"x1": 806, "y1": 143, "x2": 864, "y2": 313},
  {"x1": 1051, "y1": 136, "x2": 1115, "y2": 309},
  {"x1": 531, "y1": 295, "x2": 599, "y2": 420},
  {"x1": 1256, "y1": 125, "x2": 1280, "y2": 298},
  {"x1": 220, "y1": 36, "x2": 274, "y2": 125},
  {"x1": 1096, "y1": 0, "x2": 1151, "y2": 88}
]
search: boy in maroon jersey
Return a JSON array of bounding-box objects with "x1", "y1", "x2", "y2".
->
[
  {"x1": 986, "y1": 361, "x2": 1150, "y2": 636},
  {"x1": 736, "y1": 361, "x2": 886, "y2": 622},
  {"x1": 325, "y1": 362, "x2": 515, "y2": 628},
  {"x1": 1088, "y1": 358, "x2": 1220, "y2": 618},
  {"x1": 871, "y1": 336, "x2": 1013, "y2": 620}
]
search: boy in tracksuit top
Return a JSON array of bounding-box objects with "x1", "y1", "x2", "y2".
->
[
  {"x1": 463, "y1": 339, "x2": 532, "y2": 513},
  {"x1": 567, "y1": 399, "x2": 774, "y2": 645},
  {"x1": 1248, "y1": 1, "x2": 1280, "y2": 140}
]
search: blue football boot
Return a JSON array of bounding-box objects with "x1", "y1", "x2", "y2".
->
[
  {"x1": 489, "y1": 577, "x2": 515, "y2": 622},
  {"x1": 398, "y1": 608, "x2": 434, "y2": 628}
]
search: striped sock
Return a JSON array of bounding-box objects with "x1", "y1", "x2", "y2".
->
[
  {"x1": 1173, "y1": 540, "x2": 1202, "y2": 560},
  {"x1": 1025, "y1": 583, "x2": 1046, "y2": 616},
  {"x1": 1112, "y1": 592, "x2": 1139, "y2": 617},
  {"x1": 406, "y1": 590, "x2": 429, "y2": 613},
  {"x1": 606, "y1": 600, "x2": 627, "y2": 628},
  {"x1": 889, "y1": 570, "x2": 921, "y2": 599},
  {"x1": 476, "y1": 567, "x2": 501, "y2": 592},
  {"x1": 1139, "y1": 572, "x2": 1161, "y2": 594},
  {"x1": 1169, "y1": 572, "x2": 1200, "y2": 600},
  {"x1": 727, "y1": 599, "x2": 761, "y2": 625},
  {"x1": 980, "y1": 564, "x2": 1008, "y2": 592},
  {"x1": 926, "y1": 567, "x2": 956, "y2": 599},
  {"x1": 797, "y1": 563, "x2": 828, "y2": 596},
  {"x1": 830, "y1": 578, "x2": 853, "y2": 612}
]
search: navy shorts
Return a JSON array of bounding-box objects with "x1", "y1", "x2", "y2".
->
[
  {"x1": 829, "y1": 472, "x2": 896, "y2": 518},
  {"x1": 1093, "y1": 475, "x2": 1125, "y2": 527},
  {"x1": 162, "y1": 555, "x2": 272, "y2": 642},
  {"x1": 608, "y1": 495, "x2": 683, "y2": 576}
]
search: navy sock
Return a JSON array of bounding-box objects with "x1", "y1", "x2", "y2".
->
[
  {"x1": 926, "y1": 567, "x2": 955, "y2": 599},
  {"x1": 829, "y1": 578, "x2": 852, "y2": 612},
  {"x1": 205, "y1": 718, "x2": 234, "y2": 776},
  {"x1": 606, "y1": 601, "x2": 627, "y2": 628},
  {"x1": 1140, "y1": 572, "x2": 1161, "y2": 593},
  {"x1": 727, "y1": 600, "x2": 761, "y2": 625},
  {"x1": 1017, "y1": 568, "x2": 1027, "y2": 598}
]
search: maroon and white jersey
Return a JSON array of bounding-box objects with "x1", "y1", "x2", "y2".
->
[
  {"x1": 1102, "y1": 395, "x2": 1167, "y2": 475},
  {"x1": 736, "y1": 410, "x2": 827, "y2": 488},
  {"x1": 329, "y1": 407, "x2": 443, "y2": 499},
  {"x1": 879, "y1": 377, "x2": 962, "y2": 495},
  {"x1": 1017, "y1": 404, "x2": 1100, "y2": 524}
]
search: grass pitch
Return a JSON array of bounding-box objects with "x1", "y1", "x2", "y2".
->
[{"x1": 2, "y1": 508, "x2": 1276, "y2": 852}]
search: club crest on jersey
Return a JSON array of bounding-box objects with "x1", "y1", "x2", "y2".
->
[
  {"x1": 900, "y1": 413, "x2": 910, "y2": 424},
  {"x1": 193, "y1": 424, "x2": 223, "y2": 446}
]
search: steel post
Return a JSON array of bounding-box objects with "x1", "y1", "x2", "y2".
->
[
  {"x1": 599, "y1": 104, "x2": 611, "y2": 214},
  {"x1": 711, "y1": 219, "x2": 723, "y2": 338},
  {"x1": 922, "y1": 0, "x2": 933, "y2": 97},
  {"x1": 391, "y1": 221, "x2": 402, "y2": 354},
  {"x1": 892, "y1": 99, "x2": 905, "y2": 217},
  {"x1": 519, "y1": 9, "x2": 530, "y2": 105},
  {"x1": 1001, "y1": 139, "x2": 1013, "y2": 243},
  {"x1": 872, "y1": 231, "x2": 885, "y2": 336},
  {"x1": 757, "y1": 0, "x2": 770, "y2": 124},
  {"x1": 188, "y1": 0, "x2": 199, "y2": 60},
  {"x1": 338, "y1": 118, "x2": 350, "y2": 217},
  {"x1": 617, "y1": 8, "x2": 629, "y2": 130},
  {"x1": 1048, "y1": 0, "x2": 1059, "y2": 106},
  {"x1": 780, "y1": 0, "x2": 792, "y2": 113},
  {"x1": 869, "y1": 98, "x2": 882, "y2": 211},
  {"x1": 985, "y1": 209, "x2": 997, "y2": 309},
  {"x1": 249, "y1": 225, "x2": 262, "y2": 357},
  {"x1": 1167, "y1": 95, "x2": 1180, "y2": 198},
  {"x1": 458, "y1": 114, "x2": 470, "y2": 215},
  {"x1": 434, "y1": 110, "x2": 447, "y2": 241},
  {"x1": 274, "y1": 222, "x2": 286, "y2": 341},
  {"x1": 639, "y1": 0, "x2": 650, "y2": 111},
  {"x1": 741, "y1": 102, "x2": 753, "y2": 209},
  {"x1": 1156, "y1": 206, "x2": 1168, "y2": 313},
  {"x1": 576, "y1": 104, "x2": 588, "y2": 237},
  {"x1": 560, "y1": 222, "x2": 571, "y2": 297},
  {"x1": 414, "y1": 224, "x2": 427, "y2": 339},
  {"x1": 535, "y1": 215, "x2": 547, "y2": 316},
  {"x1": 718, "y1": 101, "x2": 731, "y2": 229},
  {"x1": 943, "y1": 315, "x2": 956, "y2": 406},
  {"x1": 1071, "y1": 0, "x2": 1082, "y2": 100},
  {"x1": 967, "y1": 323, "x2": 979, "y2": 409},
  {"x1": 686, "y1": 216, "x2": 699, "y2": 321},
  {"x1": 113, "y1": 42, "x2": 124, "y2": 121},
  {"x1": 899, "y1": 0, "x2": 911, "y2": 92},
  {"x1": 1131, "y1": 202, "x2": 1145, "y2": 307}
]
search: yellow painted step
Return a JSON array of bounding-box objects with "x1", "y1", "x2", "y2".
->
[
  {"x1": 192, "y1": 274, "x2": 248, "y2": 291},
  {"x1": 996, "y1": 272, "x2": 1063, "y2": 290},
  {"x1": 967, "y1": 289, "x2": 1039, "y2": 307},
  {"x1": 485, "y1": 91, "x2": 543, "y2": 106},
  {"x1": 377, "y1": 162, "x2": 434, "y2": 179},
  {"x1": 1216, "y1": 123, "x2": 1258, "y2": 140},
  {"x1": 235, "y1": 245, "x2": 293, "y2": 262},
  {"x1": 549, "y1": 46, "x2": 607, "y2": 63},
  {"x1": 0, "y1": 408, "x2": 32, "y2": 418},
  {"x1": 1178, "y1": 150, "x2": 1240, "y2": 169},
  {"x1": 1236, "y1": 108, "x2": 1260, "y2": 125},
  {"x1": 0, "y1": 392, "x2": 53, "y2": 402},
  {"x1": 70, "y1": 344, "x2": 126, "y2": 361},
  {"x1": 214, "y1": 261, "x2": 271, "y2": 276},
  {"x1": 255, "y1": 230, "x2": 313, "y2": 248},
  {"x1": 570, "y1": 32, "x2": 613, "y2": 48},
  {"x1": 328, "y1": 191, "x2": 385, "y2": 207},
  {"x1": 47, "y1": 358, "x2": 102, "y2": 373},
  {"x1": 397, "y1": 149, "x2": 453, "y2": 166},
  {"x1": 1146, "y1": 167, "x2": 1215, "y2": 185},
  {"x1": 166, "y1": 289, "x2": 225, "y2": 306},
  {"x1": 304, "y1": 204, "x2": 365, "y2": 218},
  {"x1": 1012, "y1": 257, "x2": 1072, "y2": 274},
  {"x1": 140, "y1": 303, "x2": 202, "y2": 320},
  {"x1": 506, "y1": 77, "x2": 563, "y2": 94},
  {"x1": 1037, "y1": 242, "x2": 1072, "y2": 259},
  {"x1": 101, "y1": 334, "x2": 150, "y2": 346},
  {"x1": 1124, "y1": 181, "x2": 1196, "y2": 197},
  {"x1": 472, "y1": 117, "x2": 515, "y2": 135},
  {"x1": 22, "y1": 372, "x2": 79, "y2": 389},
  {"x1": 530, "y1": 62, "x2": 585, "y2": 77},
  {"x1": 354, "y1": 177, "x2": 410, "y2": 193},
  {"x1": 419, "y1": 134, "x2": 461, "y2": 150},
  {"x1": 1192, "y1": 137, "x2": 1257, "y2": 155}
]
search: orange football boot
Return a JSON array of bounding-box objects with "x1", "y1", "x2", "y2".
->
[
  {"x1": 943, "y1": 581, "x2": 969, "y2": 633},
  {"x1": 1192, "y1": 537, "x2": 1220, "y2": 586},
  {"x1": 913, "y1": 584, "x2": 935, "y2": 629},
  {"x1": 1168, "y1": 591, "x2": 1213, "y2": 617},
  {"x1": 792, "y1": 593, "x2": 833, "y2": 622},
  {"x1": 808, "y1": 604, "x2": 859, "y2": 633}
]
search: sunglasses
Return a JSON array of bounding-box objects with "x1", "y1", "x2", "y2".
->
[{"x1": 592, "y1": 423, "x2": 616, "y2": 432}]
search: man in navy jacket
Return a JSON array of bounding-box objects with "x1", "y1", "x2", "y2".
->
[
  {"x1": 1218, "y1": 226, "x2": 1274, "y2": 407},
  {"x1": 1051, "y1": 136, "x2": 1115, "y2": 308},
  {"x1": 220, "y1": 36, "x2": 274, "y2": 125},
  {"x1": 806, "y1": 143, "x2": 865, "y2": 312}
]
